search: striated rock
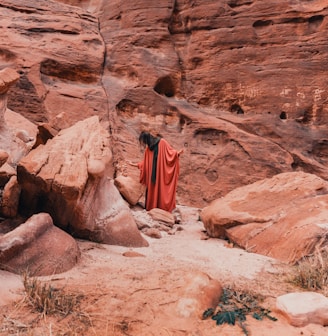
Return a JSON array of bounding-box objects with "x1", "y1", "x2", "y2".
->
[
  {"x1": 1, "y1": 0, "x2": 107, "y2": 127},
  {"x1": 0, "y1": 213, "x2": 80, "y2": 276},
  {"x1": 200, "y1": 172, "x2": 328, "y2": 264},
  {"x1": 4, "y1": 109, "x2": 38, "y2": 143},
  {"x1": 142, "y1": 227, "x2": 162, "y2": 239},
  {"x1": 169, "y1": 1, "x2": 328, "y2": 122},
  {"x1": 148, "y1": 208, "x2": 175, "y2": 226},
  {"x1": 94, "y1": 0, "x2": 328, "y2": 208},
  {"x1": 0, "y1": 68, "x2": 36, "y2": 168},
  {"x1": 32, "y1": 123, "x2": 58, "y2": 149},
  {"x1": 17, "y1": 116, "x2": 148, "y2": 247},
  {"x1": 0, "y1": 68, "x2": 19, "y2": 95},
  {"x1": 83, "y1": 178, "x2": 149, "y2": 247},
  {"x1": 0, "y1": 151, "x2": 9, "y2": 168},
  {"x1": 2, "y1": 1, "x2": 328, "y2": 209},
  {"x1": 0, "y1": 163, "x2": 16, "y2": 188},
  {"x1": 167, "y1": 100, "x2": 296, "y2": 205},
  {"x1": 0, "y1": 175, "x2": 21, "y2": 218},
  {"x1": 276, "y1": 292, "x2": 328, "y2": 327},
  {"x1": 114, "y1": 174, "x2": 144, "y2": 206}
]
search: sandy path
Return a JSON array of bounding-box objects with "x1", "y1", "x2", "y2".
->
[{"x1": 0, "y1": 205, "x2": 327, "y2": 335}]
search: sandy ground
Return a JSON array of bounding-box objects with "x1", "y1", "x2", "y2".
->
[{"x1": 0, "y1": 205, "x2": 327, "y2": 335}]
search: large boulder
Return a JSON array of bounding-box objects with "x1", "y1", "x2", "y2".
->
[
  {"x1": 17, "y1": 116, "x2": 148, "y2": 247},
  {"x1": 0, "y1": 212, "x2": 80, "y2": 276},
  {"x1": 200, "y1": 172, "x2": 328, "y2": 264}
]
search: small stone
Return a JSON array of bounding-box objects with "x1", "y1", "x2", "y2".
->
[
  {"x1": 276, "y1": 292, "x2": 328, "y2": 327},
  {"x1": 123, "y1": 251, "x2": 145, "y2": 258}
]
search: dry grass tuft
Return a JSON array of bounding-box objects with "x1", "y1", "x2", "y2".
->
[
  {"x1": 290, "y1": 247, "x2": 328, "y2": 295},
  {"x1": 0, "y1": 274, "x2": 92, "y2": 335},
  {"x1": 22, "y1": 272, "x2": 84, "y2": 317}
]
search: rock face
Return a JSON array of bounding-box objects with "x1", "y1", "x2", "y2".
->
[
  {"x1": 78, "y1": 0, "x2": 328, "y2": 207},
  {"x1": 0, "y1": 0, "x2": 107, "y2": 127},
  {"x1": 17, "y1": 116, "x2": 148, "y2": 247},
  {"x1": 0, "y1": 67, "x2": 37, "y2": 218},
  {"x1": 1, "y1": 1, "x2": 328, "y2": 271},
  {"x1": 0, "y1": 213, "x2": 80, "y2": 276},
  {"x1": 1, "y1": 0, "x2": 328, "y2": 207},
  {"x1": 200, "y1": 172, "x2": 328, "y2": 264}
]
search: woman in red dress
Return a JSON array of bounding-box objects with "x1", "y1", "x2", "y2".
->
[{"x1": 136, "y1": 131, "x2": 183, "y2": 213}]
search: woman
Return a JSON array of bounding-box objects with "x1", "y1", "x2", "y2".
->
[{"x1": 132, "y1": 131, "x2": 183, "y2": 212}]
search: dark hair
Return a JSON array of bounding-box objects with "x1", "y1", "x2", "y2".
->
[
  {"x1": 139, "y1": 131, "x2": 160, "y2": 147},
  {"x1": 139, "y1": 131, "x2": 150, "y2": 146}
]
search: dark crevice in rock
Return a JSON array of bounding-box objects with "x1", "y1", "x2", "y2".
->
[
  {"x1": 310, "y1": 139, "x2": 328, "y2": 165},
  {"x1": 295, "y1": 107, "x2": 315, "y2": 124},
  {"x1": 194, "y1": 129, "x2": 229, "y2": 147},
  {"x1": 230, "y1": 104, "x2": 244, "y2": 115},
  {"x1": 116, "y1": 99, "x2": 139, "y2": 117},
  {"x1": 27, "y1": 28, "x2": 79, "y2": 35},
  {"x1": 227, "y1": 1, "x2": 253, "y2": 9},
  {"x1": 253, "y1": 20, "x2": 273, "y2": 28},
  {"x1": 308, "y1": 15, "x2": 324, "y2": 29},
  {"x1": 190, "y1": 57, "x2": 203, "y2": 69},
  {"x1": 0, "y1": 4, "x2": 39, "y2": 14},
  {"x1": 154, "y1": 76, "x2": 176, "y2": 97},
  {"x1": 205, "y1": 168, "x2": 218, "y2": 183},
  {"x1": 7, "y1": 74, "x2": 47, "y2": 123},
  {"x1": 279, "y1": 17, "x2": 307, "y2": 24},
  {"x1": 40, "y1": 59, "x2": 98, "y2": 84},
  {"x1": 0, "y1": 48, "x2": 17, "y2": 61},
  {"x1": 280, "y1": 111, "x2": 287, "y2": 120}
]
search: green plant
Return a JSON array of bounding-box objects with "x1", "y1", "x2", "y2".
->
[{"x1": 202, "y1": 287, "x2": 277, "y2": 335}]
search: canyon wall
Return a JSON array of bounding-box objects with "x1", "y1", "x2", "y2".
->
[{"x1": 1, "y1": 0, "x2": 328, "y2": 207}]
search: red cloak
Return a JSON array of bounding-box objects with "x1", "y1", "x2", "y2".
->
[{"x1": 138, "y1": 138, "x2": 180, "y2": 212}]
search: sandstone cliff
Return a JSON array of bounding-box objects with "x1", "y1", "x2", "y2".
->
[{"x1": 1, "y1": 0, "x2": 328, "y2": 206}]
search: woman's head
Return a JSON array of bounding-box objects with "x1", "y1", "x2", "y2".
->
[
  {"x1": 139, "y1": 131, "x2": 161, "y2": 148},
  {"x1": 139, "y1": 131, "x2": 152, "y2": 146}
]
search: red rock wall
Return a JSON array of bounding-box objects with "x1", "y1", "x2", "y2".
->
[{"x1": 2, "y1": 0, "x2": 328, "y2": 207}]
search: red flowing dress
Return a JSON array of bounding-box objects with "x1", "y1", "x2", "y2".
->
[{"x1": 138, "y1": 139, "x2": 180, "y2": 212}]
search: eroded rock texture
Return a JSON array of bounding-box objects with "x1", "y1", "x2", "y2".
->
[
  {"x1": 200, "y1": 172, "x2": 328, "y2": 264},
  {"x1": 0, "y1": 0, "x2": 107, "y2": 127},
  {"x1": 0, "y1": 213, "x2": 80, "y2": 276},
  {"x1": 0, "y1": 67, "x2": 37, "y2": 218},
  {"x1": 17, "y1": 116, "x2": 148, "y2": 247},
  {"x1": 1, "y1": 0, "x2": 328, "y2": 207}
]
